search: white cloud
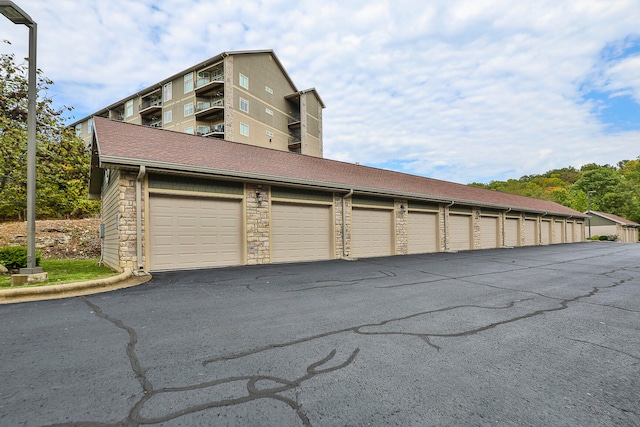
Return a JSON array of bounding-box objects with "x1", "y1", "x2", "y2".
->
[{"x1": 1, "y1": 0, "x2": 639, "y2": 184}]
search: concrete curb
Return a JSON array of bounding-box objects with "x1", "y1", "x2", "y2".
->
[{"x1": 0, "y1": 269, "x2": 152, "y2": 304}]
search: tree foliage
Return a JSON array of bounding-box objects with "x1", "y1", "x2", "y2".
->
[
  {"x1": 470, "y1": 157, "x2": 640, "y2": 223},
  {"x1": 0, "y1": 41, "x2": 99, "y2": 220}
]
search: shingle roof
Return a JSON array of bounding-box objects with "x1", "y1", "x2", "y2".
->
[
  {"x1": 588, "y1": 211, "x2": 640, "y2": 227},
  {"x1": 91, "y1": 117, "x2": 587, "y2": 218}
]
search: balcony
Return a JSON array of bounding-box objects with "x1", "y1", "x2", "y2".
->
[
  {"x1": 139, "y1": 98, "x2": 162, "y2": 116},
  {"x1": 288, "y1": 116, "x2": 301, "y2": 129},
  {"x1": 195, "y1": 98, "x2": 224, "y2": 119},
  {"x1": 195, "y1": 71, "x2": 224, "y2": 96},
  {"x1": 288, "y1": 136, "x2": 301, "y2": 151},
  {"x1": 197, "y1": 123, "x2": 224, "y2": 138}
]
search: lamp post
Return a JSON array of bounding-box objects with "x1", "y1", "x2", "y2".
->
[
  {"x1": 0, "y1": 1, "x2": 42, "y2": 274},
  {"x1": 587, "y1": 190, "x2": 596, "y2": 239}
]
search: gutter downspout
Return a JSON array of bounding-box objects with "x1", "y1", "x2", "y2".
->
[
  {"x1": 136, "y1": 165, "x2": 146, "y2": 272},
  {"x1": 444, "y1": 201, "x2": 455, "y2": 251},
  {"x1": 342, "y1": 189, "x2": 353, "y2": 258}
]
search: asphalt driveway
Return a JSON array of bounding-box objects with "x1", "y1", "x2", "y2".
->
[{"x1": 1, "y1": 242, "x2": 639, "y2": 426}]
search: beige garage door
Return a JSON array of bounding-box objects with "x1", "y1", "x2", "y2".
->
[
  {"x1": 505, "y1": 218, "x2": 519, "y2": 247},
  {"x1": 566, "y1": 222, "x2": 575, "y2": 243},
  {"x1": 408, "y1": 211, "x2": 438, "y2": 254},
  {"x1": 149, "y1": 195, "x2": 243, "y2": 271},
  {"x1": 577, "y1": 222, "x2": 585, "y2": 241},
  {"x1": 524, "y1": 219, "x2": 537, "y2": 246},
  {"x1": 352, "y1": 208, "x2": 393, "y2": 258},
  {"x1": 480, "y1": 216, "x2": 499, "y2": 249},
  {"x1": 541, "y1": 221, "x2": 551, "y2": 245},
  {"x1": 272, "y1": 203, "x2": 331, "y2": 263},
  {"x1": 449, "y1": 214, "x2": 472, "y2": 251},
  {"x1": 553, "y1": 221, "x2": 563, "y2": 244}
]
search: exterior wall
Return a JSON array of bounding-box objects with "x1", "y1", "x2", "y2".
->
[
  {"x1": 101, "y1": 169, "x2": 121, "y2": 271},
  {"x1": 103, "y1": 173, "x2": 590, "y2": 271},
  {"x1": 395, "y1": 199, "x2": 408, "y2": 255},
  {"x1": 245, "y1": 183, "x2": 271, "y2": 264},
  {"x1": 74, "y1": 52, "x2": 323, "y2": 155}
]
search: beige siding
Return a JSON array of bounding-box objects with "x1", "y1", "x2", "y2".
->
[
  {"x1": 271, "y1": 202, "x2": 332, "y2": 263},
  {"x1": 408, "y1": 211, "x2": 438, "y2": 254},
  {"x1": 101, "y1": 170, "x2": 121, "y2": 271}
]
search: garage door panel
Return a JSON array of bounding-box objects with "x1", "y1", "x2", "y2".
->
[
  {"x1": 408, "y1": 212, "x2": 438, "y2": 254},
  {"x1": 352, "y1": 208, "x2": 393, "y2": 258},
  {"x1": 449, "y1": 215, "x2": 471, "y2": 251},
  {"x1": 149, "y1": 195, "x2": 243, "y2": 271},
  {"x1": 272, "y1": 203, "x2": 331, "y2": 263},
  {"x1": 480, "y1": 217, "x2": 499, "y2": 249},
  {"x1": 524, "y1": 220, "x2": 536, "y2": 246},
  {"x1": 541, "y1": 221, "x2": 551, "y2": 245},
  {"x1": 505, "y1": 219, "x2": 519, "y2": 247}
]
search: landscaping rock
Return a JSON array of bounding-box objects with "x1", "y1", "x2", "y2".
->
[{"x1": 0, "y1": 264, "x2": 7, "y2": 274}]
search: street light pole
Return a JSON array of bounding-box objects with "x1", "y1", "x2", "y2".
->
[
  {"x1": 0, "y1": 1, "x2": 42, "y2": 274},
  {"x1": 587, "y1": 190, "x2": 596, "y2": 239}
]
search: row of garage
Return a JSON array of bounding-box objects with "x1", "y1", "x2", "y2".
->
[{"x1": 144, "y1": 181, "x2": 585, "y2": 271}]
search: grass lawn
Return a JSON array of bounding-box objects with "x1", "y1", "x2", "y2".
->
[{"x1": 0, "y1": 259, "x2": 118, "y2": 289}]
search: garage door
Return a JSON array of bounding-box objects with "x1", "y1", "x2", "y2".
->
[
  {"x1": 524, "y1": 219, "x2": 537, "y2": 246},
  {"x1": 541, "y1": 221, "x2": 551, "y2": 245},
  {"x1": 505, "y1": 218, "x2": 519, "y2": 247},
  {"x1": 149, "y1": 195, "x2": 242, "y2": 271},
  {"x1": 271, "y1": 203, "x2": 331, "y2": 263},
  {"x1": 449, "y1": 214, "x2": 472, "y2": 251},
  {"x1": 577, "y1": 222, "x2": 585, "y2": 241},
  {"x1": 352, "y1": 208, "x2": 393, "y2": 257},
  {"x1": 566, "y1": 222, "x2": 574, "y2": 243},
  {"x1": 480, "y1": 216, "x2": 499, "y2": 249},
  {"x1": 408, "y1": 211, "x2": 438, "y2": 254},
  {"x1": 553, "y1": 221, "x2": 563, "y2": 244}
]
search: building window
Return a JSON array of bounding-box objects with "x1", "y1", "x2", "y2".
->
[
  {"x1": 239, "y1": 73, "x2": 249, "y2": 89},
  {"x1": 265, "y1": 108, "x2": 273, "y2": 116},
  {"x1": 240, "y1": 98, "x2": 249, "y2": 113},
  {"x1": 125, "y1": 100, "x2": 134, "y2": 117},
  {"x1": 266, "y1": 130, "x2": 273, "y2": 137},
  {"x1": 184, "y1": 72, "x2": 193, "y2": 93},
  {"x1": 75, "y1": 123, "x2": 82, "y2": 136},
  {"x1": 164, "y1": 110, "x2": 172, "y2": 124},
  {"x1": 240, "y1": 122, "x2": 249, "y2": 136},
  {"x1": 184, "y1": 127, "x2": 194, "y2": 134},
  {"x1": 184, "y1": 103, "x2": 194, "y2": 116},
  {"x1": 265, "y1": 86, "x2": 273, "y2": 94},
  {"x1": 163, "y1": 82, "x2": 172, "y2": 101},
  {"x1": 88, "y1": 118, "x2": 94, "y2": 133}
]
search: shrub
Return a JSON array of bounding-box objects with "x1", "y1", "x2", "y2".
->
[
  {"x1": 598, "y1": 235, "x2": 609, "y2": 241},
  {"x1": 0, "y1": 246, "x2": 41, "y2": 269},
  {"x1": 607, "y1": 234, "x2": 618, "y2": 241}
]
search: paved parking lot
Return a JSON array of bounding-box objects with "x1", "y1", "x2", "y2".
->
[{"x1": 1, "y1": 242, "x2": 639, "y2": 426}]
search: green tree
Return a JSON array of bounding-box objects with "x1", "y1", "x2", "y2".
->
[{"x1": 0, "y1": 42, "x2": 99, "y2": 220}]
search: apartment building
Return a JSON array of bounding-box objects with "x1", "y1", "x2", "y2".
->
[{"x1": 71, "y1": 50, "x2": 325, "y2": 157}]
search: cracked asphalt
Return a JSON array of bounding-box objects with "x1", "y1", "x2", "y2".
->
[{"x1": 1, "y1": 242, "x2": 639, "y2": 426}]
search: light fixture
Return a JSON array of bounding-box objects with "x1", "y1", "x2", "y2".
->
[
  {"x1": 256, "y1": 191, "x2": 263, "y2": 203},
  {"x1": 1, "y1": 1, "x2": 41, "y2": 274},
  {"x1": 400, "y1": 204, "x2": 406, "y2": 213}
]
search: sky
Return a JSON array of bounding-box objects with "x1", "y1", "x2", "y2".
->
[{"x1": 1, "y1": 0, "x2": 639, "y2": 185}]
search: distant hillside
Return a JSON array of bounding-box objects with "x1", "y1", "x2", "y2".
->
[{"x1": 468, "y1": 158, "x2": 640, "y2": 223}]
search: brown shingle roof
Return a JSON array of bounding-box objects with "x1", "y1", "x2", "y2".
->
[
  {"x1": 589, "y1": 211, "x2": 640, "y2": 226},
  {"x1": 92, "y1": 117, "x2": 587, "y2": 218}
]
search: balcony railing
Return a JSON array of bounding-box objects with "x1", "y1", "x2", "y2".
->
[
  {"x1": 197, "y1": 123, "x2": 224, "y2": 136},
  {"x1": 196, "y1": 98, "x2": 224, "y2": 112}
]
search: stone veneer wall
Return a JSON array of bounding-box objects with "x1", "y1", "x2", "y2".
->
[
  {"x1": 117, "y1": 171, "x2": 145, "y2": 271},
  {"x1": 395, "y1": 199, "x2": 408, "y2": 255},
  {"x1": 246, "y1": 183, "x2": 270, "y2": 264}
]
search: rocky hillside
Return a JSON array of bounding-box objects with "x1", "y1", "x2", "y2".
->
[{"x1": 0, "y1": 218, "x2": 101, "y2": 259}]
